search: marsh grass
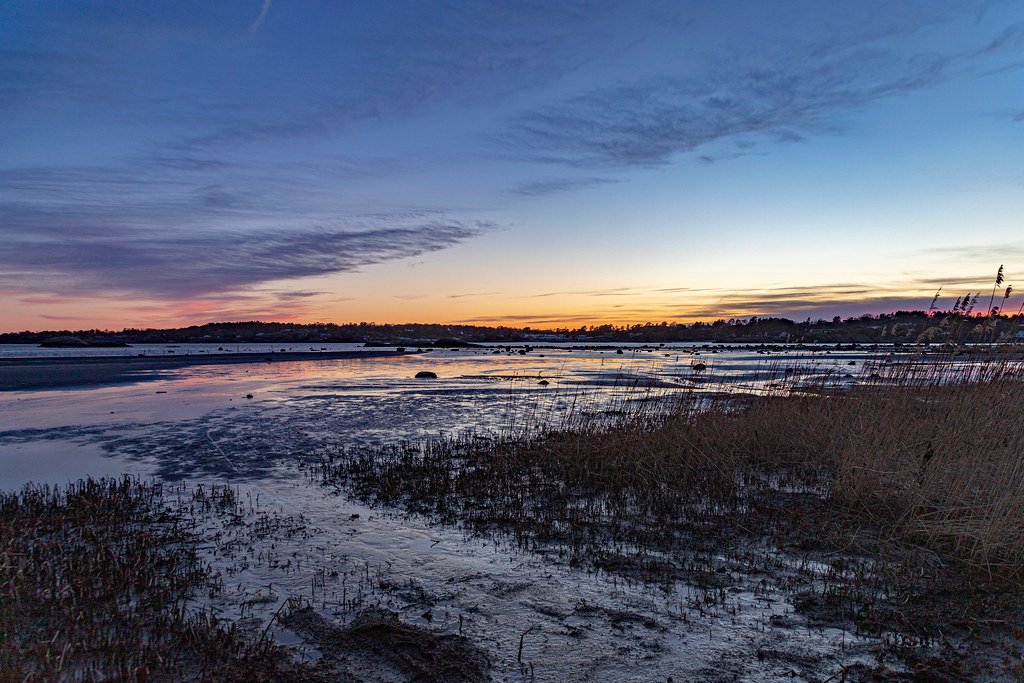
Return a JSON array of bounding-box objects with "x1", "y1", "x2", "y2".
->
[
  {"x1": 317, "y1": 348, "x2": 1024, "y2": 666},
  {"x1": 0, "y1": 477, "x2": 308, "y2": 681},
  {"x1": 340, "y1": 350, "x2": 1024, "y2": 575}
]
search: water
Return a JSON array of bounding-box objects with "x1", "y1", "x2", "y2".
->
[
  {"x1": 0, "y1": 342, "x2": 891, "y2": 681},
  {"x1": 0, "y1": 342, "x2": 872, "y2": 487},
  {"x1": 0, "y1": 342, "x2": 371, "y2": 358}
]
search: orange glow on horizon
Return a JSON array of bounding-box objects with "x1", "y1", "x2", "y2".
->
[
  {"x1": 1, "y1": 286, "x2": 965, "y2": 333},
  {"x1": 3, "y1": 261, "x2": 1016, "y2": 333}
]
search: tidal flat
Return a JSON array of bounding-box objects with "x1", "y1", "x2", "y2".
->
[{"x1": 2, "y1": 342, "x2": 1023, "y2": 681}]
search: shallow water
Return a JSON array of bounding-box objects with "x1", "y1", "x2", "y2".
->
[
  {"x1": 193, "y1": 475, "x2": 878, "y2": 682},
  {"x1": 0, "y1": 344, "x2": 872, "y2": 489},
  {"x1": 0, "y1": 343, "x2": 893, "y2": 680},
  {"x1": 0, "y1": 341, "x2": 372, "y2": 359}
]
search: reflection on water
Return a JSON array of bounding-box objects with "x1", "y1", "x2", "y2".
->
[
  {"x1": 0, "y1": 343, "x2": 876, "y2": 488},
  {"x1": 0, "y1": 343, "x2": 874, "y2": 488},
  {"x1": 0, "y1": 342, "x2": 373, "y2": 359}
]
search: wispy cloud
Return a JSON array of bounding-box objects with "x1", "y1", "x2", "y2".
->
[
  {"x1": 275, "y1": 290, "x2": 326, "y2": 300},
  {"x1": 529, "y1": 287, "x2": 641, "y2": 298},
  {"x1": 457, "y1": 313, "x2": 598, "y2": 325},
  {"x1": 121, "y1": 297, "x2": 327, "y2": 327},
  {"x1": 676, "y1": 297, "x2": 935, "y2": 321},
  {"x1": 923, "y1": 242, "x2": 1024, "y2": 263},
  {"x1": 509, "y1": 177, "x2": 617, "y2": 197},
  {"x1": 0, "y1": 215, "x2": 491, "y2": 298},
  {"x1": 500, "y1": 14, "x2": 1024, "y2": 168},
  {"x1": 0, "y1": 151, "x2": 496, "y2": 303},
  {"x1": 447, "y1": 292, "x2": 500, "y2": 299},
  {"x1": 503, "y1": 63, "x2": 928, "y2": 168},
  {"x1": 38, "y1": 314, "x2": 90, "y2": 321},
  {"x1": 249, "y1": 0, "x2": 273, "y2": 33},
  {"x1": 490, "y1": 274, "x2": 1017, "y2": 324},
  {"x1": 160, "y1": 2, "x2": 677, "y2": 153}
]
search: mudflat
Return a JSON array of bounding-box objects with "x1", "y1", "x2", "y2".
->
[{"x1": 0, "y1": 350, "x2": 415, "y2": 391}]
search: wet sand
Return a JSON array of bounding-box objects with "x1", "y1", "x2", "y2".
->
[{"x1": 0, "y1": 350, "x2": 416, "y2": 391}]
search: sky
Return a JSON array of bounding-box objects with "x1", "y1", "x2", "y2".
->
[{"x1": 2, "y1": 0, "x2": 1024, "y2": 331}]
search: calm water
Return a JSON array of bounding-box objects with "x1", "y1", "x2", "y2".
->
[
  {"x1": 0, "y1": 341, "x2": 371, "y2": 358},
  {"x1": 0, "y1": 341, "x2": 872, "y2": 489}
]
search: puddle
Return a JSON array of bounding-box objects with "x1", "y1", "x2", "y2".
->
[{"x1": 0, "y1": 438, "x2": 153, "y2": 490}]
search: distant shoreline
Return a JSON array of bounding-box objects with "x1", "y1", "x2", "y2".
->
[
  {"x1": 0, "y1": 350, "x2": 417, "y2": 391},
  {"x1": 4, "y1": 311, "x2": 1024, "y2": 347}
]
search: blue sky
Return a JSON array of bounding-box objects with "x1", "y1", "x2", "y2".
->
[{"x1": 2, "y1": 0, "x2": 1023, "y2": 329}]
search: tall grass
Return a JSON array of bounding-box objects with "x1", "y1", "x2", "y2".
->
[
  {"x1": 321, "y1": 349, "x2": 1024, "y2": 579},
  {"x1": 825, "y1": 357, "x2": 1024, "y2": 573}
]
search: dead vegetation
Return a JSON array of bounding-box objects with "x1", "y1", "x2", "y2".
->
[
  {"x1": 317, "y1": 352, "x2": 1024, "y2": 677},
  {"x1": 0, "y1": 477, "x2": 319, "y2": 681},
  {"x1": 323, "y1": 357, "x2": 1024, "y2": 574},
  {"x1": 0, "y1": 478, "x2": 491, "y2": 682}
]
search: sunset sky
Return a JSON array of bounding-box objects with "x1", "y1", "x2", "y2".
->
[{"x1": 2, "y1": 1, "x2": 1023, "y2": 331}]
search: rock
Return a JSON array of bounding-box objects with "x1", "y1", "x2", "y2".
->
[
  {"x1": 692, "y1": 362, "x2": 707, "y2": 372},
  {"x1": 538, "y1": 379, "x2": 550, "y2": 386},
  {"x1": 415, "y1": 371, "x2": 438, "y2": 379},
  {"x1": 245, "y1": 393, "x2": 254, "y2": 399}
]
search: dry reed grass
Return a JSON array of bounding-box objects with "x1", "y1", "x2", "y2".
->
[
  {"x1": 321, "y1": 351, "x2": 1024, "y2": 580},
  {"x1": 313, "y1": 350, "x2": 1024, "y2": 675}
]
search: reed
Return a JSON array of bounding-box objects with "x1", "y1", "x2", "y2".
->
[{"x1": 320, "y1": 349, "x2": 1024, "y2": 579}]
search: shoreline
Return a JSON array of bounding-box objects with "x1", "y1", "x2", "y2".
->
[
  {"x1": 0, "y1": 349, "x2": 418, "y2": 391},
  {"x1": 5, "y1": 357, "x2": 1023, "y2": 679}
]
